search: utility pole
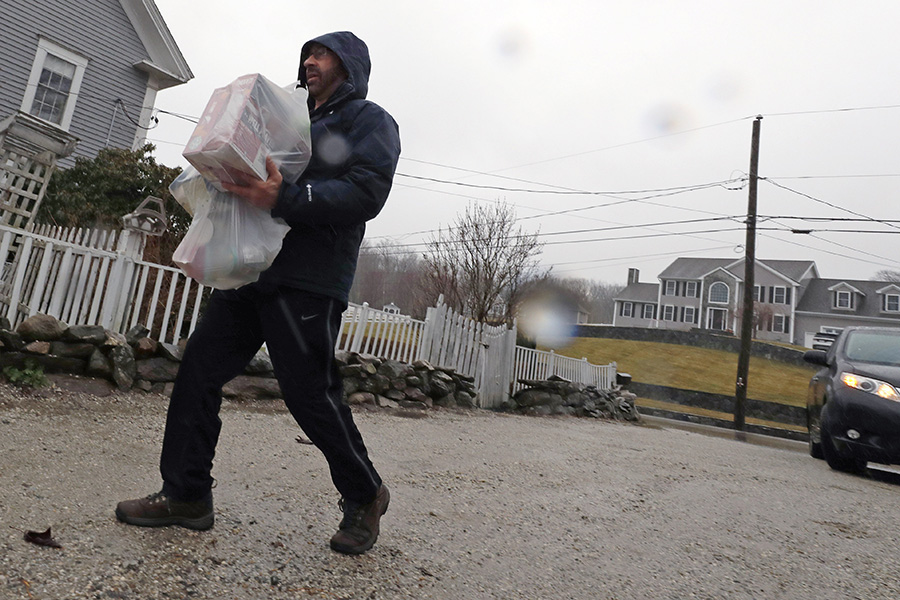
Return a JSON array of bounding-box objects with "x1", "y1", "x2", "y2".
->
[{"x1": 735, "y1": 115, "x2": 762, "y2": 431}]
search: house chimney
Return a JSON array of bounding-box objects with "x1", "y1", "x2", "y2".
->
[{"x1": 627, "y1": 268, "x2": 640, "y2": 284}]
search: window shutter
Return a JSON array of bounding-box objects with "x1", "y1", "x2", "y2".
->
[
  {"x1": 768, "y1": 287, "x2": 774, "y2": 303},
  {"x1": 785, "y1": 288, "x2": 792, "y2": 304},
  {"x1": 785, "y1": 316, "x2": 791, "y2": 333}
]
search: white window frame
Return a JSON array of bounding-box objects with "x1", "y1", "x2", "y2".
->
[
  {"x1": 621, "y1": 302, "x2": 633, "y2": 318},
  {"x1": 708, "y1": 282, "x2": 729, "y2": 304},
  {"x1": 663, "y1": 305, "x2": 676, "y2": 321},
  {"x1": 664, "y1": 280, "x2": 677, "y2": 296},
  {"x1": 642, "y1": 304, "x2": 655, "y2": 319},
  {"x1": 773, "y1": 314, "x2": 786, "y2": 333},
  {"x1": 834, "y1": 290, "x2": 853, "y2": 310},
  {"x1": 683, "y1": 306, "x2": 695, "y2": 324},
  {"x1": 753, "y1": 285, "x2": 761, "y2": 302},
  {"x1": 21, "y1": 38, "x2": 88, "y2": 130},
  {"x1": 884, "y1": 294, "x2": 900, "y2": 313},
  {"x1": 772, "y1": 286, "x2": 787, "y2": 304},
  {"x1": 684, "y1": 281, "x2": 697, "y2": 298}
]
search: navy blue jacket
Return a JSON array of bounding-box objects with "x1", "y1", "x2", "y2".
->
[{"x1": 261, "y1": 31, "x2": 401, "y2": 304}]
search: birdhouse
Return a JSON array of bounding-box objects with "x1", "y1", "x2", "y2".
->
[{"x1": 122, "y1": 195, "x2": 168, "y2": 236}]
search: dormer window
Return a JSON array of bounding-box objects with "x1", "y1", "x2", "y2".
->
[
  {"x1": 884, "y1": 294, "x2": 900, "y2": 313},
  {"x1": 834, "y1": 290, "x2": 854, "y2": 310}
]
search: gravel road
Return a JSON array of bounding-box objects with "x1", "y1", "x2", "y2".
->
[{"x1": 1, "y1": 377, "x2": 899, "y2": 600}]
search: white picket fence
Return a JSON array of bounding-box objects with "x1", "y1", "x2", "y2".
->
[
  {"x1": 513, "y1": 346, "x2": 617, "y2": 394},
  {"x1": 337, "y1": 302, "x2": 426, "y2": 364},
  {"x1": 0, "y1": 223, "x2": 615, "y2": 407},
  {"x1": 0, "y1": 223, "x2": 212, "y2": 344},
  {"x1": 336, "y1": 299, "x2": 617, "y2": 408}
]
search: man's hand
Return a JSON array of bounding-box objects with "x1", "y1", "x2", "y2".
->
[{"x1": 222, "y1": 156, "x2": 283, "y2": 210}]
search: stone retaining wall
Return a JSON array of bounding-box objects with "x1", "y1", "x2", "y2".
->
[
  {"x1": 573, "y1": 325, "x2": 808, "y2": 366},
  {"x1": 505, "y1": 376, "x2": 641, "y2": 422},
  {"x1": 628, "y1": 381, "x2": 806, "y2": 427},
  {"x1": 0, "y1": 314, "x2": 479, "y2": 411}
]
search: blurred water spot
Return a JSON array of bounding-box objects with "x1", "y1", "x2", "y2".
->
[
  {"x1": 517, "y1": 287, "x2": 577, "y2": 349},
  {"x1": 495, "y1": 26, "x2": 533, "y2": 63},
  {"x1": 644, "y1": 103, "x2": 694, "y2": 136},
  {"x1": 319, "y1": 133, "x2": 350, "y2": 166},
  {"x1": 707, "y1": 71, "x2": 742, "y2": 104}
]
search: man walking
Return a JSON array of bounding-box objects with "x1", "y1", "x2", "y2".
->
[{"x1": 115, "y1": 31, "x2": 401, "y2": 556}]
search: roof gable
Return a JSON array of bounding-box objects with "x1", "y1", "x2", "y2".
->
[
  {"x1": 658, "y1": 257, "x2": 734, "y2": 280},
  {"x1": 119, "y1": 0, "x2": 192, "y2": 89},
  {"x1": 615, "y1": 282, "x2": 659, "y2": 303},
  {"x1": 827, "y1": 281, "x2": 865, "y2": 295}
]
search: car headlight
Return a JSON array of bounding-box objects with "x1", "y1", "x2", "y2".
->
[{"x1": 840, "y1": 372, "x2": 900, "y2": 401}]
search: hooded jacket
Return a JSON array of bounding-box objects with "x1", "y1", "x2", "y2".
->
[{"x1": 261, "y1": 31, "x2": 401, "y2": 305}]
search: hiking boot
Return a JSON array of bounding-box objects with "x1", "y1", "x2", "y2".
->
[
  {"x1": 115, "y1": 491, "x2": 214, "y2": 531},
  {"x1": 330, "y1": 484, "x2": 390, "y2": 555}
]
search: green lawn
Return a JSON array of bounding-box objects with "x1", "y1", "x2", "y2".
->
[{"x1": 547, "y1": 337, "x2": 817, "y2": 407}]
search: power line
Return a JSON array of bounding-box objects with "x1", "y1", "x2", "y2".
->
[
  {"x1": 544, "y1": 245, "x2": 737, "y2": 269},
  {"x1": 764, "y1": 174, "x2": 900, "y2": 180},
  {"x1": 762, "y1": 178, "x2": 900, "y2": 231},
  {"x1": 394, "y1": 173, "x2": 744, "y2": 197},
  {"x1": 762, "y1": 104, "x2": 900, "y2": 118},
  {"x1": 761, "y1": 216, "x2": 900, "y2": 224},
  {"x1": 758, "y1": 230, "x2": 900, "y2": 270},
  {"x1": 759, "y1": 226, "x2": 900, "y2": 234}
]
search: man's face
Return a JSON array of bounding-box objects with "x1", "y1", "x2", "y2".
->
[{"x1": 304, "y1": 44, "x2": 347, "y2": 107}]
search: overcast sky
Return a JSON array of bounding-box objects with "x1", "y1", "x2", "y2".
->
[{"x1": 148, "y1": 0, "x2": 900, "y2": 286}]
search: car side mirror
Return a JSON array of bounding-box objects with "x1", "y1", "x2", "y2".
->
[{"x1": 803, "y1": 349, "x2": 829, "y2": 366}]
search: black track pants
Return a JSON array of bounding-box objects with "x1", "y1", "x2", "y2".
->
[{"x1": 159, "y1": 283, "x2": 382, "y2": 504}]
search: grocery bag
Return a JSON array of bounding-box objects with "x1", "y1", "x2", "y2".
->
[
  {"x1": 170, "y1": 73, "x2": 311, "y2": 289},
  {"x1": 183, "y1": 73, "x2": 312, "y2": 191},
  {"x1": 171, "y1": 168, "x2": 291, "y2": 290}
]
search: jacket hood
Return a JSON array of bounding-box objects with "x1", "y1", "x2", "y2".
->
[{"x1": 297, "y1": 31, "x2": 370, "y2": 101}]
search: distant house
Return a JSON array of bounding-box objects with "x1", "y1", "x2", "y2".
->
[
  {"x1": 0, "y1": 0, "x2": 193, "y2": 165},
  {"x1": 613, "y1": 259, "x2": 900, "y2": 347},
  {"x1": 794, "y1": 279, "x2": 900, "y2": 347}
]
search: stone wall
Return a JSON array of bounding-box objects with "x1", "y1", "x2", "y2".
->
[
  {"x1": 505, "y1": 375, "x2": 640, "y2": 422},
  {"x1": 0, "y1": 314, "x2": 479, "y2": 411},
  {"x1": 628, "y1": 381, "x2": 806, "y2": 427},
  {"x1": 573, "y1": 325, "x2": 808, "y2": 366}
]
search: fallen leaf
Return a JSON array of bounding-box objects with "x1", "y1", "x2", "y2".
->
[
  {"x1": 295, "y1": 435, "x2": 313, "y2": 445},
  {"x1": 24, "y1": 527, "x2": 62, "y2": 549}
]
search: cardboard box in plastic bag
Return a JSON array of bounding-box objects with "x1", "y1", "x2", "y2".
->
[{"x1": 183, "y1": 73, "x2": 311, "y2": 191}]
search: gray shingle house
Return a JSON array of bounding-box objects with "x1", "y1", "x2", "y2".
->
[
  {"x1": 613, "y1": 259, "x2": 900, "y2": 347},
  {"x1": 0, "y1": 0, "x2": 192, "y2": 165}
]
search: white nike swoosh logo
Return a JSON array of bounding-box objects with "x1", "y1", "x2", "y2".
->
[{"x1": 301, "y1": 314, "x2": 319, "y2": 321}]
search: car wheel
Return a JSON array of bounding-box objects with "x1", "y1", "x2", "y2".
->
[
  {"x1": 821, "y1": 428, "x2": 867, "y2": 474},
  {"x1": 807, "y1": 411, "x2": 824, "y2": 460}
]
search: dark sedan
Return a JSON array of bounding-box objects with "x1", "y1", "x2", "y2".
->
[{"x1": 804, "y1": 326, "x2": 900, "y2": 473}]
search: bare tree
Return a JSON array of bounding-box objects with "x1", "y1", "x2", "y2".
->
[
  {"x1": 351, "y1": 239, "x2": 430, "y2": 318},
  {"x1": 422, "y1": 201, "x2": 545, "y2": 323},
  {"x1": 873, "y1": 269, "x2": 900, "y2": 283}
]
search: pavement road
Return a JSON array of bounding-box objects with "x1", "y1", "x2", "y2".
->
[{"x1": 1, "y1": 385, "x2": 899, "y2": 599}]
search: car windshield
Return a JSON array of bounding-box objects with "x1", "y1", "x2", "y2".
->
[{"x1": 843, "y1": 331, "x2": 900, "y2": 366}]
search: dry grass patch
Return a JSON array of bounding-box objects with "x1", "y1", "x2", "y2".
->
[{"x1": 547, "y1": 337, "x2": 817, "y2": 408}]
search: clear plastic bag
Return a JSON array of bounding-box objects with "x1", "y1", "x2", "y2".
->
[
  {"x1": 171, "y1": 170, "x2": 291, "y2": 290},
  {"x1": 183, "y1": 73, "x2": 312, "y2": 191},
  {"x1": 170, "y1": 74, "x2": 311, "y2": 290}
]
